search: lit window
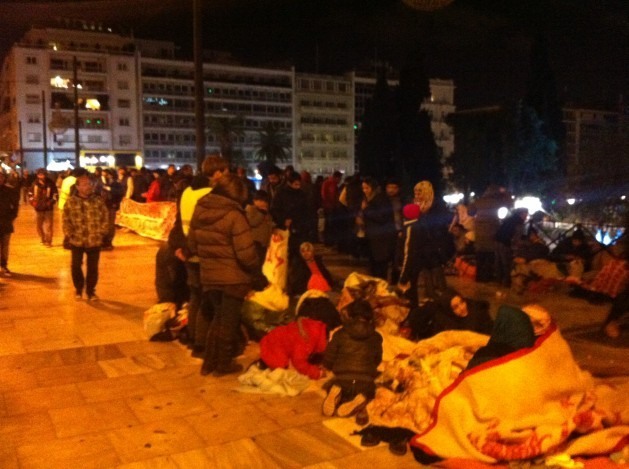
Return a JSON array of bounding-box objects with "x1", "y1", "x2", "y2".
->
[
  {"x1": 85, "y1": 99, "x2": 101, "y2": 110},
  {"x1": 50, "y1": 76, "x2": 70, "y2": 88}
]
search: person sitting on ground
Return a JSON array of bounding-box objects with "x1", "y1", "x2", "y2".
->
[
  {"x1": 321, "y1": 299, "x2": 383, "y2": 420},
  {"x1": 511, "y1": 227, "x2": 565, "y2": 293},
  {"x1": 465, "y1": 303, "x2": 551, "y2": 371},
  {"x1": 550, "y1": 228, "x2": 594, "y2": 281},
  {"x1": 449, "y1": 222, "x2": 475, "y2": 257},
  {"x1": 287, "y1": 242, "x2": 334, "y2": 296},
  {"x1": 258, "y1": 303, "x2": 331, "y2": 380},
  {"x1": 403, "y1": 288, "x2": 494, "y2": 341}
]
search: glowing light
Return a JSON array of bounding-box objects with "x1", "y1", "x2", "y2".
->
[
  {"x1": 134, "y1": 154, "x2": 143, "y2": 168},
  {"x1": 514, "y1": 196, "x2": 543, "y2": 215},
  {"x1": 85, "y1": 99, "x2": 101, "y2": 111},
  {"x1": 443, "y1": 192, "x2": 464, "y2": 205},
  {"x1": 107, "y1": 155, "x2": 116, "y2": 166},
  {"x1": 566, "y1": 198, "x2": 576, "y2": 205},
  {"x1": 621, "y1": 195, "x2": 626, "y2": 201},
  {"x1": 50, "y1": 76, "x2": 69, "y2": 88},
  {"x1": 46, "y1": 160, "x2": 73, "y2": 171},
  {"x1": 470, "y1": 192, "x2": 475, "y2": 197},
  {"x1": 497, "y1": 207, "x2": 509, "y2": 220}
]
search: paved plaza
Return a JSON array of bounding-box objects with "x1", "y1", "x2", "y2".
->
[{"x1": 0, "y1": 208, "x2": 627, "y2": 468}]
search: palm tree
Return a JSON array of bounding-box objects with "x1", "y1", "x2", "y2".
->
[
  {"x1": 207, "y1": 114, "x2": 244, "y2": 164},
  {"x1": 254, "y1": 121, "x2": 290, "y2": 166}
]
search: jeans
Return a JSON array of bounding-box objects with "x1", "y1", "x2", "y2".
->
[
  {"x1": 494, "y1": 242, "x2": 513, "y2": 287},
  {"x1": 186, "y1": 262, "x2": 210, "y2": 347},
  {"x1": 71, "y1": 247, "x2": 101, "y2": 296},
  {"x1": 0, "y1": 233, "x2": 10, "y2": 268},
  {"x1": 102, "y1": 208, "x2": 117, "y2": 247},
  {"x1": 36, "y1": 210, "x2": 53, "y2": 244}
]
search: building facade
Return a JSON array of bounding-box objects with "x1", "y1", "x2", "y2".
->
[{"x1": 1, "y1": 23, "x2": 455, "y2": 180}]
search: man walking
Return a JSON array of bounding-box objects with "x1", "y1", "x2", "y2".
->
[
  {"x1": 30, "y1": 168, "x2": 57, "y2": 247},
  {"x1": 0, "y1": 171, "x2": 19, "y2": 277},
  {"x1": 62, "y1": 175, "x2": 109, "y2": 300}
]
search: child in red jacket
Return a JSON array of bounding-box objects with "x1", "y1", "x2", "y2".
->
[{"x1": 259, "y1": 315, "x2": 328, "y2": 379}]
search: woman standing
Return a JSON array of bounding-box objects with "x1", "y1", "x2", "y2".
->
[
  {"x1": 356, "y1": 177, "x2": 395, "y2": 280},
  {"x1": 188, "y1": 174, "x2": 261, "y2": 376}
]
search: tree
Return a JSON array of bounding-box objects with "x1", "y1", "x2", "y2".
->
[
  {"x1": 207, "y1": 114, "x2": 244, "y2": 165},
  {"x1": 356, "y1": 67, "x2": 398, "y2": 180},
  {"x1": 254, "y1": 121, "x2": 291, "y2": 166},
  {"x1": 396, "y1": 50, "x2": 443, "y2": 198}
]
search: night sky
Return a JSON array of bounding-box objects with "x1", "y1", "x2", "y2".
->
[{"x1": 0, "y1": 0, "x2": 627, "y2": 109}]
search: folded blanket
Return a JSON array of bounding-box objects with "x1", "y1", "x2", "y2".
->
[
  {"x1": 235, "y1": 364, "x2": 311, "y2": 396},
  {"x1": 411, "y1": 325, "x2": 629, "y2": 462}
]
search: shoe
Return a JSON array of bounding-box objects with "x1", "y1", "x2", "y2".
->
[
  {"x1": 322, "y1": 385, "x2": 342, "y2": 417},
  {"x1": 360, "y1": 431, "x2": 381, "y2": 447},
  {"x1": 336, "y1": 393, "x2": 367, "y2": 418},
  {"x1": 211, "y1": 362, "x2": 243, "y2": 377},
  {"x1": 44, "y1": 242, "x2": 52, "y2": 248},
  {"x1": 355, "y1": 408, "x2": 369, "y2": 426},
  {"x1": 101, "y1": 245, "x2": 114, "y2": 251},
  {"x1": 389, "y1": 438, "x2": 408, "y2": 456},
  {"x1": 200, "y1": 361, "x2": 216, "y2": 376},
  {"x1": 75, "y1": 292, "x2": 82, "y2": 300},
  {"x1": 1, "y1": 267, "x2": 11, "y2": 277},
  {"x1": 191, "y1": 345, "x2": 206, "y2": 359},
  {"x1": 87, "y1": 294, "x2": 99, "y2": 302}
]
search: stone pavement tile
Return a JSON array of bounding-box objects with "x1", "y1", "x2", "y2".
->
[
  {"x1": 203, "y1": 438, "x2": 284, "y2": 469},
  {"x1": 21, "y1": 334, "x2": 84, "y2": 353},
  {"x1": 49, "y1": 399, "x2": 140, "y2": 438},
  {"x1": 125, "y1": 388, "x2": 211, "y2": 424},
  {"x1": 116, "y1": 341, "x2": 184, "y2": 357},
  {"x1": 17, "y1": 433, "x2": 121, "y2": 469},
  {"x1": 184, "y1": 403, "x2": 282, "y2": 446},
  {"x1": 0, "y1": 445, "x2": 19, "y2": 469},
  {"x1": 116, "y1": 447, "x2": 212, "y2": 469},
  {"x1": 33, "y1": 361, "x2": 107, "y2": 387},
  {"x1": 4, "y1": 383, "x2": 85, "y2": 416},
  {"x1": 98, "y1": 353, "x2": 180, "y2": 378},
  {"x1": 303, "y1": 444, "x2": 419, "y2": 468},
  {"x1": 57, "y1": 343, "x2": 125, "y2": 365},
  {"x1": 0, "y1": 412, "x2": 57, "y2": 447},
  {"x1": 0, "y1": 367, "x2": 39, "y2": 392},
  {"x1": 0, "y1": 349, "x2": 65, "y2": 371},
  {"x1": 76, "y1": 326, "x2": 147, "y2": 347},
  {"x1": 142, "y1": 364, "x2": 208, "y2": 392},
  {"x1": 0, "y1": 333, "x2": 25, "y2": 355},
  {"x1": 254, "y1": 390, "x2": 328, "y2": 428},
  {"x1": 77, "y1": 374, "x2": 158, "y2": 403},
  {"x1": 106, "y1": 418, "x2": 205, "y2": 464},
  {"x1": 0, "y1": 393, "x2": 6, "y2": 417},
  {"x1": 251, "y1": 422, "x2": 358, "y2": 468}
]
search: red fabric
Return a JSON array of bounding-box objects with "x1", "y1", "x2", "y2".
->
[
  {"x1": 588, "y1": 259, "x2": 628, "y2": 298},
  {"x1": 321, "y1": 177, "x2": 339, "y2": 211},
  {"x1": 306, "y1": 260, "x2": 332, "y2": 292},
  {"x1": 259, "y1": 318, "x2": 328, "y2": 379},
  {"x1": 145, "y1": 180, "x2": 163, "y2": 203}
]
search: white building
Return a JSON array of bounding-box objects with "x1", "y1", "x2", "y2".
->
[
  {"x1": 421, "y1": 78, "x2": 456, "y2": 178},
  {"x1": 293, "y1": 73, "x2": 355, "y2": 175},
  {"x1": 0, "y1": 22, "x2": 142, "y2": 170}
]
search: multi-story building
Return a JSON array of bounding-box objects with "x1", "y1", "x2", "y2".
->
[
  {"x1": 562, "y1": 105, "x2": 628, "y2": 194},
  {"x1": 0, "y1": 21, "x2": 142, "y2": 170},
  {"x1": 421, "y1": 78, "x2": 456, "y2": 178},
  {"x1": 137, "y1": 39, "x2": 294, "y2": 170},
  {"x1": 293, "y1": 73, "x2": 354, "y2": 175},
  {"x1": 0, "y1": 23, "x2": 455, "y2": 180}
]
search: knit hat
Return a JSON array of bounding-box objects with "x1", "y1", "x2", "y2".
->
[
  {"x1": 521, "y1": 304, "x2": 552, "y2": 336},
  {"x1": 403, "y1": 203, "x2": 421, "y2": 220}
]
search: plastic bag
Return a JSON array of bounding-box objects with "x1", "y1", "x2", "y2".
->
[
  {"x1": 262, "y1": 229, "x2": 289, "y2": 289},
  {"x1": 143, "y1": 302, "x2": 176, "y2": 338},
  {"x1": 247, "y1": 284, "x2": 289, "y2": 312}
]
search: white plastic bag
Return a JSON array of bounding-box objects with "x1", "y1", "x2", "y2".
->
[
  {"x1": 262, "y1": 229, "x2": 289, "y2": 289},
  {"x1": 142, "y1": 302, "x2": 176, "y2": 338}
]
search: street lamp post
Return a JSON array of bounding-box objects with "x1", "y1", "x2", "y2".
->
[{"x1": 73, "y1": 56, "x2": 80, "y2": 168}]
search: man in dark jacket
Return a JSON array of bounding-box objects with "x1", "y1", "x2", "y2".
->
[
  {"x1": 188, "y1": 173, "x2": 261, "y2": 376},
  {"x1": 0, "y1": 172, "x2": 19, "y2": 276},
  {"x1": 494, "y1": 208, "x2": 528, "y2": 288},
  {"x1": 29, "y1": 168, "x2": 57, "y2": 247}
]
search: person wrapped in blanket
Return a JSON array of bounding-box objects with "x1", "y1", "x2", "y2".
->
[
  {"x1": 321, "y1": 299, "x2": 383, "y2": 423},
  {"x1": 287, "y1": 242, "x2": 335, "y2": 296},
  {"x1": 403, "y1": 288, "x2": 494, "y2": 341}
]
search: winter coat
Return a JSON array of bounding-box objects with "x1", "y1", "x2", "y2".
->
[
  {"x1": 0, "y1": 184, "x2": 19, "y2": 235},
  {"x1": 287, "y1": 255, "x2": 334, "y2": 296},
  {"x1": 188, "y1": 193, "x2": 259, "y2": 297},
  {"x1": 362, "y1": 192, "x2": 396, "y2": 262},
  {"x1": 245, "y1": 204, "x2": 273, "y2": 250},
  {"x1": 260, "y1": 317, "x2": 328, "y2": 379},
  {"x1": 270, "y1": 185, "x2": 312, "y2": 238},
  {"x1": 323, "y1": 317, "x2": 382, "y2": 382},
  {"x1": 62, "y1": 194, "x2": 109, "y2": 248}
]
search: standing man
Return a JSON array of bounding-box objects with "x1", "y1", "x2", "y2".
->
[
  {"x1": 62, "y1": 175, "x2": 109, "y2": 300},
  {"x1": 321, "y1": 171, "x2": 342, "y2": 247},
  {"x1": 29, "y1": 168, "x2": 57, "y2": 247},
  {"x1": 0, "y1": 172, "x2": 19, "y2": 277}
]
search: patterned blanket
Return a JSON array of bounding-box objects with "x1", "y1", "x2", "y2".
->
[{"x1": 410, "y1": 325, "x2": 629, "y2": 462}]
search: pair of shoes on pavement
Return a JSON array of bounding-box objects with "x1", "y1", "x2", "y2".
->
[
  {"x1": 87, "y1": 294, "x2": 99, "y2": 302},
  {"x1": 1, "y1": 267, "x2": 12, "y2": 277},
  {"x1": 211, "y1": 362, "x2": 243, "y2": 377}
]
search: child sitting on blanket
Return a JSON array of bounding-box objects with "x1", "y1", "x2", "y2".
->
[
  {"x1": 321, "y1": 299, "x2": 383, "y2": 421},
  {"x1": 287, "y1": 242, "x2": 335, "y2": 296}
]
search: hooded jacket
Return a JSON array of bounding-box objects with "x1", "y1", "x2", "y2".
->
[
  {"x1": 188, "y1": 193, "x2": 259, "y2": 296},
  {"x1": 323, "y1": 315, "x2": 382, "y2": 381}
]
